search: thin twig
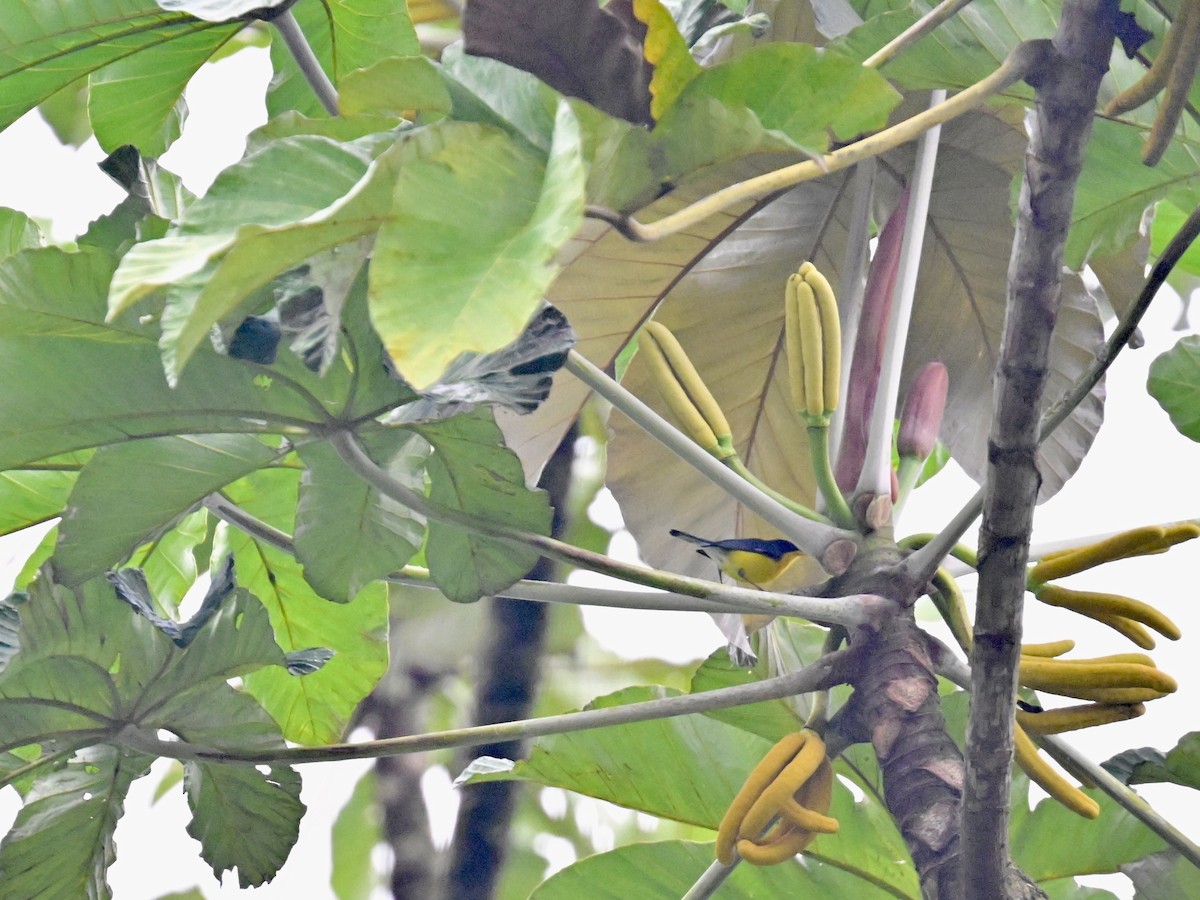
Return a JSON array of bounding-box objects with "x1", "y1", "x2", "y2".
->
[
  {"x1": 272, "y1": 9, "x2": 340, "y2": 116},
  {"x1": 1037, "y1": 734, "x2": 1200, "y2": 868},
  {"x1": 204, "y1": 483, "x2": 882, "y2": 624},
  {"x1": 116, "y1": 655, "x2": 846, "y2": 764},
  {"x1": 565, "y1": 351, "x2": 858, "y2": 567},
  {"x1": 864, "y1": 0, "x2": 981, "y2": 69},
  {"x1": 585, "y1": 42, "x2": 1046, "y2": 244},
  {"x1": 329, "y1": 427, "x2": 881, "y2": 626},
  {"x1": 1040, "y1": 198, "x2": 1200, "y2": 438}
]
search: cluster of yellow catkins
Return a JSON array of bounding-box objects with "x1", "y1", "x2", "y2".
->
[
  {"x1": 1010, "y1": 523, "x2": 1199, "y2": 817},
  {"x1": 715, "y1": 728, "x2": 838, "y2": 866}
]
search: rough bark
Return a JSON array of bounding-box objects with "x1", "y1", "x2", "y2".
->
[
  {"x1": 441, "y1": 426, "x2": 576, "y2": 899},
  {"x1": 964, "y1": 5, "x2": 1118, "y2": 898}
]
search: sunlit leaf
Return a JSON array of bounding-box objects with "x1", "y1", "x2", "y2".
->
[{"x1": 368, "y1": 104, "x2": 585, "y2": 388}]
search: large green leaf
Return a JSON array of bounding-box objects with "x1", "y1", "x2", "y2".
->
[
  {"x1": 219, "y1": 468, "x2": 390, "y2": 744},
  {"x1": 418, "y1": 411, "x2": 552, "y2": 602},
  {"x1": 88, "y1": 27, "x2": 238, "y2": 156},
  {"x1": 109, "y1": 135, "x2": 380, "y2": 378},
  {"x1": 669, "y1": 42, "x2": 900, "y2": 151},
  {"x1": 183, "y1": 760, "x2": 304, "y2": 889},
  {"x1": 0, "y1": 745, "x2": 152, "y2": 900},
  {"x1": 0, "y1": 564, "x2": 313, "y2": 889},
  {"x1": 440, "y1": 46, "x2": 660, "y2": 212},
  {"x1": 461, "y1": 685, "x2": 773, "y2": 827},
  {"x1": 529, "y1": 840, "x2": 864, "y2": 899},
  {"x1": 368, "y1": 103, "x2": 586, "y2": 388},
  {"x1": 294, "y1": 435, "x2": 424, "y2": 602},
  {"x1": 0, "y1": 455, "x2": 83, "y2": 537},
  {"x1": 0, "y1": 1, "x2": 237, "y2": 132},
  {"x1": 0, "y1": 247, "x2": 326, "y2": 470},
  {"x1": 1148, "y1": 334, "x2": 1200, "y2": 441},
  {"x1": 1010, "y1": 785, "x2": 1168, "y2": 880},
  {"x1": 267, "y1": 0, "x2": 420, "y2": 118},
  {"x1": 55, "y1": 434, "x2": 282, "y2": 586}
]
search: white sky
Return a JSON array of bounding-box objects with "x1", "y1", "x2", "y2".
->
[{"x1": 1, "y1": 42, "x2": 1198, "y2": 900}]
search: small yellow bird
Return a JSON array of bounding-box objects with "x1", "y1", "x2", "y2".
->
[{"x1": 669, "y1": 529, "x2": 805, "y2": 588}]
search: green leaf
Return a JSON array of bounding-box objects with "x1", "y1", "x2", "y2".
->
[
  {"x1": 128, "y1": 508, "x2": 210, "y2": 612},
  {"x1": 1151, "y1": 200, "x2": 1200, "y2": 276},
  {"x1": 0, "y1": 208, "x2": 42, "y2": 259},
  {"x1": 294, "y1": 435, "x2": 424, "y2": 603},
  {"x1": 418, "y1": 411, "x2": 551, "y2": 602},
  {"x1": 0, "y1": 2, "x2": 237, "y2": 132},
  {"x1": 440, "y1": 46, "x2": 659, "y2": 211},
  {"x1": 673, "y1": 43, "x2": 901, "y2": 153},
  {"x1": 633, "y1": 0, "x2": 703, "y2": 120},
  {"x1": 369, "y1": 104, "x2": 586, "y2": 388},
  {"x1": 219, "y1": 468, "x2": 390, "y2": 744},
  {"x1": 1070, "y1": 117, "x2": 1200, "y2": 270},
  {"x1": 462, "y1": 685, "x2": 774, "y2": 827},
  {"x1": 688, "y1": 653, "x2": 806, "y2": 743},
  {"x1": 183, "y1": 760, "x2": 304, "y2": 889},
  {"x1": 55, "y1": 434, "x2": 282, "y2": 586},
  {"x1": 267, "y1": 0, "x2": 420, "y2": 118},
  {"x1": 330, "y1": 771, "x2": 384, "y2": 900},
  {"x1": 0, "y1": 455, "x2": 82, "y2": 537},
  {"x1": 530, "y1": 840, "x2": 800, "y2": 899},
  {"x1": 88, "y1": 27, "x2": 236, "y2": 156},
  {"x1": 1010, "y1": 784, "x2": 1168, "y2": 880},
  {"x1": 0, "y1": 565, "x2": 296, "y2": 751},
  {"x1": 339, "y1": 56, "x2": 453, "y2": 119},
  {"x1": 1148, "y1": 334, "x2": 1200, "y2": 441},
  {"x1": 1102, "y1": 731, "x2": 1200, "y2": 789},
  {"x1": 109, "y1": 135, "x2": 380, "y2": 375},
  {"x1": 0, "y1": 745, "x2": 152, "y2": 899},
  {"x1": 0, "y1": 247, "x2": 326, "y2": 470}
]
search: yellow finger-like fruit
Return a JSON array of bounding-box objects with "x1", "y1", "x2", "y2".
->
[
  {"x1": 1016, "y1": 702, "x2": 1145, "y2": 735},
  {"x1": 1013, "y1": 723, "x2": 1100, "y2": 819},
  {"x1": 715, "y1": 731, "x2": 806, "y2": 865}
]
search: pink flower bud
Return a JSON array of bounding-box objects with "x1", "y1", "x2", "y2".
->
[{"x1": 898, "y1": 361, "x2": 948, "y2": 459}]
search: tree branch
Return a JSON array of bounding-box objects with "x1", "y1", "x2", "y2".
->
[
  {"x1": 584, "y1": 43, "x2": 1046, "y2": 243},
  {"x1": 116, "y1": 654, "x2": 848, "y2": 765},
  {"x1": 963, "y1": 6, "x2": 1117, "y2": 897}
]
